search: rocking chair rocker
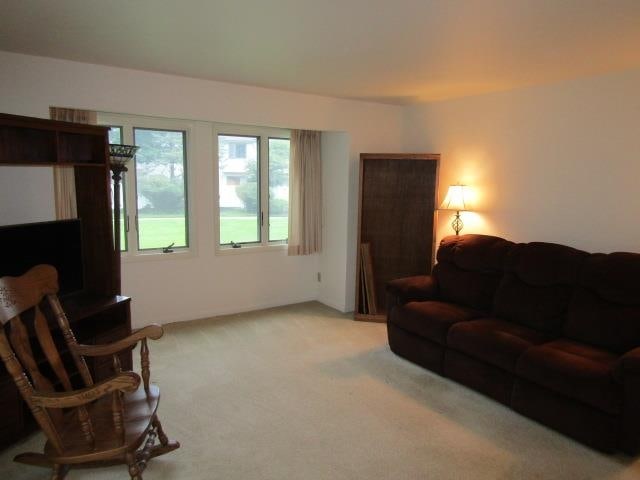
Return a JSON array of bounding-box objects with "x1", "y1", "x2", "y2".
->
[{"x1": 0, "y1": 265, "x2": 179, "y2": 479}]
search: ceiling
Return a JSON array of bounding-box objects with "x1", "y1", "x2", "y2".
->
[{"x1": 1, "y1": 0, "x2": 639, "y2": 105}]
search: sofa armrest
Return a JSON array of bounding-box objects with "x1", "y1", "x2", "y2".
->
[
  {"x1": 386, "y1": 275, "x2": 438, "y2": 309},
  {"x1": 612, "y1": 346, "x2": 640, "y2": 454},
  {"x1": 613, "y1": 346, "x2": 640, "y2": 384}
]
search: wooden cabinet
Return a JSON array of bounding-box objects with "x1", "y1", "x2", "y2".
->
[
  {"x1": 0, "y1": 113, "x2": 117, "y2": 296},
  {"x1": 355, "y1": 153, "x2": 439, "y2": 321},
  {"x1": 0, "y1": 113, "x2": 131, "y2": 448}
]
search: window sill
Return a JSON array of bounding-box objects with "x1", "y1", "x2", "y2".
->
[
  {"x1": 215, "y1": 243, "x2": 287, "y2": 256},
  {"x1": 121, "y1": 249, "x2": 194, "y2": 263}
]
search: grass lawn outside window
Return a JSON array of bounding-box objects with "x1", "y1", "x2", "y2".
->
[{"x1": 117, "y1": 215, "x2": 288, "y2": 250}]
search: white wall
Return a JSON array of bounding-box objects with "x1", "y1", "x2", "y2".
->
[
  {"x1": 319, "y1": 132, "x2": 350, "y2": 310},
  {"x1": 0, "y1": 167, "x2": 54, "y2": 225},
  {"x1": 4, "y1": 50, "x2": 635, "y2": 325},
  {"x1": 117, "y1": 120, "x2": 319, "y2": 326},
  {"x1": 404, "y1": 68, "x2": 640, "y2": 254},
  {"x1": 0, "y1": 51, "x2": 404, "y2": 325}
]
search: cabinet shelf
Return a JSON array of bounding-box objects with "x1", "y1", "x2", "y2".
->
[
  {"x1": 0, "y1": 126, "x2": 56, "y2": 164},
  {"x1": 57, "y1": 131, "x2": 107, "y2": 165},
  {"x1": 0, "y1": 114, "x2": 109, "y2": 167}
]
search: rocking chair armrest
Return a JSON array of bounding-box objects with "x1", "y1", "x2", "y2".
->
[
  {"x1": 31, "y1": 372, "x2": 141, "y2": 409},
  {"x1": 74, "y1": 324, "x2": 164, "y2": 357}
]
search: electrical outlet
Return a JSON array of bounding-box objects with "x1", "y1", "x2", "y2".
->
[{"x1": 317, "y1": 272, "x2": 321, "y2": 282}]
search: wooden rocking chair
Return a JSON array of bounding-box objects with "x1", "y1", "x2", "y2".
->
[{"x1": 0, "y1": 265, "x2": 179, "y2": 479}]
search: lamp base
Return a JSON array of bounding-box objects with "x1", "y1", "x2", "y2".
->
[{"x1": 451, "y1": 211, "x2": 463, "y2": 235}]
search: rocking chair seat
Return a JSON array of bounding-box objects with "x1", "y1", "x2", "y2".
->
[{"x1": 45, "y1": 384, "x2": 161, "y2": 464}]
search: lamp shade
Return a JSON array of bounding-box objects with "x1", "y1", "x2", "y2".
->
[
  {"x1": 439, "y1": 184, "x2": 471, "y2": 211},
  {"x1": 108, "y1": 144, "x2": 139, "y2": 168}
]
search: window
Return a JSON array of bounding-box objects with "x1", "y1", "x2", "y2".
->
[
  {"x1": 108, "y1": 126, "x2": 123, "y2": 144},
  {"x1": 100, "y1": 114, "x2": 191, "y2": 256},
  {"x1": 217, "y1": 128, "x2": 290, "y2": 249},
  {"x1": 218, "y1": 135, "x2": 260, "y2": 244},
  {"x1": 133, "y1": 128, "x2": 188, "y2": 250}
]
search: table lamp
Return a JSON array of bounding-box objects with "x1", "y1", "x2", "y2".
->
[{"x1": 439, "y1": 184, "x2": 472, "y2": 235}]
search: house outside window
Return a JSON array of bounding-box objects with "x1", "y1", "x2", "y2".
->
[
  {"x1": 225, "y1": 175, "x2": 242, "y2": 186},
  {"x1": 229, "y1": 141, "x2": 247, "y2": 159}
]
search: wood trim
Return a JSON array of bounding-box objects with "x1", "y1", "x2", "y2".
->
[
  {"x1": 354, "y1": 313, "x2": 387, "y2": 323},
  {"x1": 355, "y1": 156, "x2": 365, "y2": 318},
  {"x1": 432, "y1": 157, "x2": 441, "y2": 268},
  {"x1": 360, "y1": 153, "x2": 440, "y2": 160}
]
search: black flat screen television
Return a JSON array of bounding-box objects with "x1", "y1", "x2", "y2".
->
[{"x1": 0, "y1": 219, "x2": 84, "y2": 296}]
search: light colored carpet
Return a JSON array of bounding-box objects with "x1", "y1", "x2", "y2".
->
[{"x1": 1, "y1": 301, "x2": 639, "y2": 479}]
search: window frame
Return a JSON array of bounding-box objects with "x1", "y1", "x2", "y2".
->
[
  {"x1": 213, "y1": 124, "x2": 290, "y2": 254},
  {"x1": 98, "y1": 113, "x2": 195, "y2": 259}
]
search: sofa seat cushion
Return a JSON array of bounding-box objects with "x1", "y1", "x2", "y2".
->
[
  {"x1": 516, "y1": 339, "x2": 622, "y2": 414},
  {"x1": 389, "y1": 301, "x2": 481, "y2": 345},
  {"x1": 447, "y1": 318, "x2": 548, "y2": 373}
]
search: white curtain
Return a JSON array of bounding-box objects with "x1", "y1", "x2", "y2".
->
[
  {"x1": 49, "y1": 107, "x2": 97, "y2": 219},
  {"x1": 288, "y1": 130, "x2": 322, "y2": 256}
]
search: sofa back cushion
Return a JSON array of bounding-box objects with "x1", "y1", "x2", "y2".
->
[
  {"x1": 433, "y1": 234, "x2": 514, "y2": 311},
  {"x1": 564, "y1": 253, "x2": 640, "y2": 353},
  {"x1": 493, "y1": 242, "x2": 588, "y2": 333}
]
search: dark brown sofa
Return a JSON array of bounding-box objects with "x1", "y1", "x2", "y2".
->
[{"x1": 386, "y1": 234, "x2": 640, "y2": 454}]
